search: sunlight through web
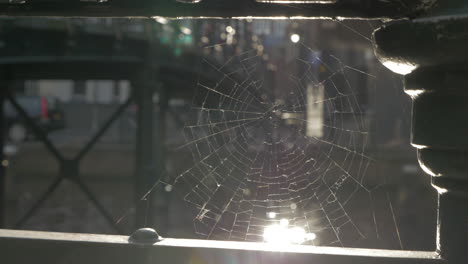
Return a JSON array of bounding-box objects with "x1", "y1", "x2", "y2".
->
[{"x1": 172, "y1": 30, "x2": 380, "y2": 247}]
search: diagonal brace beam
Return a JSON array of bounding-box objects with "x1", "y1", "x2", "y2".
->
[
  {"x1": 6, "y1": 91, "x2": 64, "y2": 163},
  {"x1": 15, "y1": 177, "x2": 63, "y2": 228},
  {"x1": 74, "y1": 178, "x2": 123, "y2": 234},
  {"x1": 74, "y1": 96, "x2": 133, "y2": 162}
]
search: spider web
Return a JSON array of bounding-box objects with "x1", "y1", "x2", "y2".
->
[{"x1": 172, "y1": 34, "x2": 379, "y2": 247}]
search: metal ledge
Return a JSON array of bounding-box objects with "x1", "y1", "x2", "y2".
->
[
  {"x1": 0, "y1": 0, "x2": 436, "y2": 19},
  {"x1": 0, "y1": 229, "x2": 444, "y2": 264}
]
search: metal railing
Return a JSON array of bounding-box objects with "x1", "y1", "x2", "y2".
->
[
  {"x1": 0, "y1": 1, "x2": 467, "y2": 264},
  {"x1": 0, "y1": 229, "x2": 445, "y2": 264}
]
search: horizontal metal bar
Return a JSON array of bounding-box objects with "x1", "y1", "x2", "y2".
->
[
  {"x1": 0, "y1": 229, "x2": 444, "y2": 264},
  {"x1": 0, "y1": 0, "x2": 434, "y2": 19}
]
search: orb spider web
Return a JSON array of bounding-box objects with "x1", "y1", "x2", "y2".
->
[{"x1": 173, "y1": 39, "x2": 378, "y2": 247}]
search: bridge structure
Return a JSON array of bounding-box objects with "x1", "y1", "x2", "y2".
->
[{"x1": 0, "y1": 18, "x2": 202, "y2": 233}]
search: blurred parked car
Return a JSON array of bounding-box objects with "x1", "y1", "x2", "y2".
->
[{"x1": 4, "y1": 95, "x2": 66, "y2": 142}]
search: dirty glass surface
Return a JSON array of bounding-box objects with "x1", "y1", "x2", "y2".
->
[{"x1": 2, "y1": 18, "x2": 437, "y2": 251}]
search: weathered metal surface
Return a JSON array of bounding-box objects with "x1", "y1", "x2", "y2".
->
[
  {"x1": 0, "y1": 0, "x2": 437, "y2": 19},
  {"x1": 0, "y1": 229, "x2": 444, "y2": 264}
]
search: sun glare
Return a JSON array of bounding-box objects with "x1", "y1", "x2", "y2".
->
[
  {"x1": 263, "y1": 219, "x2": 316, "y2": 245},
  {"x1": 290, "y1": 33, "x2": 300, "y2": 43}
]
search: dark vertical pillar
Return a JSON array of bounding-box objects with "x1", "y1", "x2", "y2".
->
[
  {"x1": 134, "y1": 72, "x2": 155, "y2": 229},
  {"x1": 157, "y1": 86, "x2": 168, "y2": 174},
  {"x1": 373, "y1": 14, "x2": 468, "y2": 264},
  {"x1": 406, "y1": 63, "x2": 468, "y2": 264},
  {"x1": 409, "y1": 71, "x2": 468, "y2": 264},
  {"x1": 0, "y1": 87, "x2": 5, "y2": 228},
  {"x1": 436, "y1": 182, "x2": 468, "y2": 262},
  {"x1": 154, "y1": 85, "x2": 169, "y2": 235},
  {"x1": 406, "y1": 68, "x2": 468, "y2": 263}
]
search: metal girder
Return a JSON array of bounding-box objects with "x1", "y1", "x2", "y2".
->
[
  {"x1": 1, "y1": 60, "x2": 143, "y2": 81},
  {"x1": 0, "y1": 0, "x2": 438, "y2": 19},
  {"x1": 0, "y1": 229, "x2": 445, "y2": 264},
  {"x1": 0, "y1": 24, "x2": 149, "y2": 80}
]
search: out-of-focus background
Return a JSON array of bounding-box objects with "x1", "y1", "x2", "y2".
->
[{"x1": 0, "y1": 18, "x2": 436, "y2": 251}]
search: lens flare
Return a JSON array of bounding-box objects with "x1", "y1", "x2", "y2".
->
[
  {"x1": 290, "y1": 34, "x2": 300, "y2": 43},
  {"x1": 263, "y1": 219, "x2": 316, "y2": 245}
]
